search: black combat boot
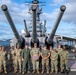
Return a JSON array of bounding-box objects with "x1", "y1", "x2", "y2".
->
[{"x1": 66, "y1": 70, "x2": 69, "y2": 74}]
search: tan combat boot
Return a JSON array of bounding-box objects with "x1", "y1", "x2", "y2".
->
[
  {"x1": 4, "y1": 70, "x2": 7, "y2": 74},
  {"x1": 22, "y1": 71, "x2": 24, "y2": 74},
  {"x1": 32, "y1": 70, "x2": 35, "y2": 73},
  {"x1": 55, "y1": 70, "x2": 58, "y2": 73},
  {"x1": 47, "y1": 71, "x2": 49, "y2": 74},
  {"x1": 14, "y1": 70, "x2": 17, "y2": 73},
  {"x1": 27, "y1": 71, "x2": 30, "y2": 73},
  {"x1": 37, "y1": 70, "x2": 40, "y2": 73},
  {"x1": 41, "y1": 70, "x2": 44, "y2": 73},
  {"x1": 20, "y1": 70, "x2": 21, "y2": 73},
  {"x1": 50, "y1": 69, "x2": 54, "y2": 73}
]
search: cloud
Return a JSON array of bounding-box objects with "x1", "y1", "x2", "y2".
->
[
  {"x1": 0, "y1": 0, "x2": 31, "y2": 24},
  {"x1": 49, "y1": 0, "x2": 66, "y2": 6},
  {"x1": 49, "y1": 0, "x2": 76, "y2": 24},
  {"x1": 0, "y1": 0, "x2": 76, "y2": 40}
]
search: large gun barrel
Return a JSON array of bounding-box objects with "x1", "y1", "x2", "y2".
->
[
  {"x1": 23, "y1": 20, "x2": 30, "y2": 37},
  {"x1": 31, "y1": 5, "x2": 38, "y2": 43},
  {"x1": 47, "y1": 5, "x2": 66, "y2": 44},
  {"x1": 1, "y1": 5, "x2": 21, "y2": 43}
]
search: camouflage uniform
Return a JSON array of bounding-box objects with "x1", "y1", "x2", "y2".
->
[
  {"x1": 0, "y1": 51, "x2": 7, "y2": 73},
  {"x1": 14, "y1": 48, "x2": 22, "y2": 73},
  {"x1": 50, "y1": 50, "x2": 58, "y2": 73},
  {"x1": 41, "y1": 49, "x2": 50, "y2": 73},
  {"x1": 30, "y1": 48, "x2": 40, "y2": 73},
  {"x1": 56, "y1": 48, "x2": 63, "y2": 70},
  {"x1": 61, "y1": 50, "x2": 69, "y2": 71},
  {"x1": 10, "y1": 49, "x2": 16, "y2": 72}
]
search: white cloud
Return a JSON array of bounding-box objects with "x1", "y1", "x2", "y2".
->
[
  {"x1": 49, "y1": 0, "x2": 66, "y2": 6},
  {"x1": 49, "y1": 0, "x2": 76, "y2": 24},
  {"x1": 0, "y1": 0, "x2": 76, "y2": 40},
  {"x1": 0, "y1": 0, "x2": 30, "y2": 25}
]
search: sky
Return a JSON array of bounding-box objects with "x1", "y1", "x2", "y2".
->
[{"x1": 0, "y1": 0, "x2": 76, "y2": 40}]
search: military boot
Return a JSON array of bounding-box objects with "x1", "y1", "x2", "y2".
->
[
  {"x1": 27, "y1": 71, "x2": 30, "y2": 73},
  {"x1": 50, "y1": 69, "x2": 54, "y2": 73},
  {"x1": 47, "y1": 71, "x2": 49, "y2": 74},
  {"x1": 14, "y1": 70, "x2": 17, "y2": 73},
  {"x1": 20, "y1": 70, "x2": 21, "y2": 73},
  {"x1": 22, "y1": 71, "x2": 24, "y2": 74},
  {"x1": 32, "y1": 70, "x2": 35, "y2": 73},
  {"x1": 66, "y1": 70, "x2": 69, "y2": 74},
  {"x1": 55, "y1": 70, "x2": 58, "y2": 73},
  {"x1": 4, "y1": 70, "x2": 7, "y2": 74},
  {"x1": 37, "y1": 70, "x2": 40, "y2": 73},
  {"x1": 41, "y1": 70, "x2": 44, "y2": 73}
]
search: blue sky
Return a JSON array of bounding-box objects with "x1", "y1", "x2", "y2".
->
[{"x1": 0, "y1": 0, "x2": 76, "y2": 40}]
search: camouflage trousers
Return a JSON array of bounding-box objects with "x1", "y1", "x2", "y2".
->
[
  {"x1": 0, "y1": 60, "x2": 7, "y2": 72},
  {"x1": 42, "y1": 59, "x2": 49, "y2": 71},
  {"x1": 58, "y1": 55, "x2": 62, "y2": 71},
  {"x1": 32, "y1": 60, "x2": 39, "y2": 71},
  {"x1": 51, "y1": 60, "x2": 58, "y2": 72},
  {"x1": 61, "y1": 59, "x2": 69, "y2": 71},
  {"x1": 13, "y1": 59, "x2": 21, "y2": 71}
]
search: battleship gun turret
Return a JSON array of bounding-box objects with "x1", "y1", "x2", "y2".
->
[
  {"x1": 23, "y1": 20, "x2": 30, "y2": 37},
  {"x1": 1, "y1": 0, "x2": 66, "y2": 49},
  {"x1": 46, "y1": 5, "x2": 66, "y2": 48},
  {"x1": 1, "y1": 5, "x2": 24, "y2": 47}
]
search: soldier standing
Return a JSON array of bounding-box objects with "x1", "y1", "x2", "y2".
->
[
  {"x1": 21, "y1": 44, "x2": 30, "y2": 74},
  {"x1": 1, "y1": 46, "x2": 7, "y2": 73},
  {"x1": 10, "y1": 45, "x2": 16, "y2": 73},
  {"x1": 30, "y1": 43, "x2": 40, "y2": 73},
  {"x1": 61, "y1": 45, "x2": 69, "y2": 74},
  {"x1": 56, "y1": 44, "x2": 63, "y2": 71},
  {"x1": 41, "y1": 45, "x2": 50, "y2": 73},
  {"x1": 50, "y1": 49, "x2": 58, "y2": 73},
  {"x1": 14, "y1": 45, "x2": 22, "y2": 73}
]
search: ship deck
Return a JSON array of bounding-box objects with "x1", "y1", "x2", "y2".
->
[{"x1": 0, "y1": 71, "x2": 76, "y2": 75}]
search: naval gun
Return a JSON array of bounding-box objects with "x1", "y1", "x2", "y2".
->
[
  {"x1": 23, "y1": 20, "x2": 30, "y2": 37},
  {"x1": 1, "y1": 5, "x2": 25, "y2": 48},
  {"x1": 45, "y1": 5, "x2": 66, "y2": 48},
  {"x1": 1, "y1": 0, "x2": 66, "y2": 49}
]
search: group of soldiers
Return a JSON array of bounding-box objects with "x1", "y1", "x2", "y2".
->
[{"x1": 0, "y1": 43, "x2": 69, "y2": 74}]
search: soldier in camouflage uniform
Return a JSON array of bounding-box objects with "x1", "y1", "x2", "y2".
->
[
  {"x1": 41, "y1": 45, "x2": 50, "y2": 73},
  {"x1": 0, "y1": 46, "x2": 7, "y2": 73},
  {"x1": 50, "y1": 49, "x2": 58, "y2": 73},
  {"x1": 10, "y1": 45, "x2": 16, "y2": 73},
  {"x1": 56, "y1": 44, "x2": 63, "y2": 71},
  {"x1": 61, "y1": 45, "x2": 69, "y2": 74},
  {"x1": 21, "y1": 44, "x2": 30, "y2": 74},
  {"x1": 30, "y1": 43, "x2": 40, "y2": 73},
  {"x1": 14, "y1": 45, "x2": 22, "y2": 73}
]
